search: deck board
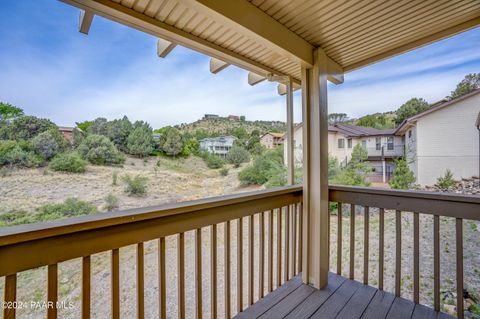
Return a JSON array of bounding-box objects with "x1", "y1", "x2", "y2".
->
[
  {"x1": 361, "y1": 290, "x2": 396, "y2": 319},
  {"x1": 236, "y1": 272, "x2": 454, "y2": 319}
]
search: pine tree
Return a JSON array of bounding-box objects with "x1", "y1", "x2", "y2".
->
[
  {"x1": 162, "y1": 128, "x2": 183, "y2": 157},
  {"x1": 389, "y1": 158, "x2": 416, "y2": 189}
]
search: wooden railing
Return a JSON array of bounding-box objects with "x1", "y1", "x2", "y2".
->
[
  {"x1": 328, "y1": 185, "x2": 480, "y2": 319},
  {"x1": 0, "y1": 185, "x2": 303, "y2": 319}
]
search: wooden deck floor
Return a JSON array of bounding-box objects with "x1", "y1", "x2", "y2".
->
[{"x1": 234, "y1": 273, "x2": 455, "y2": 319}]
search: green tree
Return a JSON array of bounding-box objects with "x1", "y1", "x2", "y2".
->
[
  {"x1": 333, "y1": 144, "x2": 371, "y2": 186},
  {"x1": 356, "y1": 113, "x2": 393, "y2": 129},
  {"x1": 389, "y1": 158, "x2": 416, "y2": 189},
  {"x1": 126, "y1": 125, "x2": 154, "y2": 157},
  {"x1": 0, "y1": 102, "x2": 24, "y2": 121},
  {"x1": 32, "y1": 129, "x2": 69, "y2": 160},
  {"x1": 240, "y1": 115, "x2": 246, "y2": 122},
  {"x1": 226, "y1": 146, "x2": 250, "y2": 167},
  {"x1": 449, "y1": 73, "x2": 480, "y2": 99},
  {"x1": 238, "y1": 147, "x2": 284, "y2": 186},
  {"x1": 436, "y1": 169, "x2": 456, "y2": 191},
  {"x1": 107, "y1": 116, "x2": 133, "y2": 151},
  {"x1": 77, "y1": 134, "x2": 125, "y2": 165},
  {"x1": 395, "y1": 98, "x2": 430, "y2": 125},
  {"x1": 75, "y1": 120, "x2": 93, "y2": 132},
  {"x1": 2, "y1": 116, "x2": 57, "y2": 140},
  {"x1": 88, "y1": 117, "x2": 109, "y2": 136},
  {"x1": 162, "y1": 127, "x2": 183, "y2": 157},
  {"x1": 182, "y1": 138, "x2": 200, "y2": 156}
]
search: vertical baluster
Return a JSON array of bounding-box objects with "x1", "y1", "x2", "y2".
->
[
  {"x1": 267, "y1": 210, "x2": 273, "y2": 292},
  {"x1": 178, "y1": 233, "x2": 185, "y2": 319},
  {"x1": 112, "y1": 249, "x2": 120, "y2": 319},
  {"x1": 413, "y1": 213, "x2": 419, "y2": 304},
  {"x1": 248, "y1": 215, "x2": 254, "y2": 305},
  {"x1": 456, "y1": 218, "x2": 464, "y2": 319},
  {"x1": 433, "y1": 215, "x2": 440, "y2": 312},
  {"x1": 3, "y1": 274, "x2": 16, "y2": 319},
  {"x1": 298, "y1": 203, "x2": 303, "y2": 273},
  {"x1": 236, "y1": 219, "x2": 243, "y2": 313},
  {"x1": 258, "y1": 212, "x2": 264, "y2": 299},
  {"x1": 379, "y1": 208, "x2": 384, "y2": 291},
  {"x1": 82, "y1": 256, "x2": 91, "y2": 319},
  {"x1": 211, "y1": 225, "x2": 217, "y2": 319},
  {"x1": 276, "y1": 208, "x2": 282, "y2": 287},
  {"x1": 284, "y1": 206, "x2": 290, "y2": 282},
  {"x1": 395, "y1": 210, "x2": 401, "y2": 297},
  {"x1": 292, "y1": 205, "x2": 297, "y2": 275},
  {"x1": 195, "y1": 229, "x2": 203, "y2": 319},
  {"x1": 47, "y1": 264, "x2": 58, "y2": 319},
  {"x1": 349, "y1": 204, "x2": 355, "y2": 280},
  {"x1": 225, "y1": 221, "x2": 231, "y2": 318},
  {"x1": 159, "y1": 237, "x2": 166, "y2": 319},
  {"x1": 137, "y1": 243, "x2": 145, "y2": 319},
  {"x1": 364, "y1": 206, "x2": 369, "y2": 285},
  {"x1": 337, "y1": 203, "x2": 342, "y2": 275}
]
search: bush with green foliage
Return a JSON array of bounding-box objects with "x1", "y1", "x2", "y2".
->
[
  {"x1": 389, "y1": 158, "x2": 416, "y2": 189},
  {"x1": 162, "y1": 127, "x2": 184, "y2": 157},
  {"x1": 0, "y1": 140, "x2": 43, "y2": 167},
  {"x1": 103, "y1": 193, "x2": 120, "y2": 211},
  {"x1": 182, "y1": 138, "x2": 200, "y2": 156},
  {"x1": 205, "y1": 153, "x2": 224, "y2": 169},
  {"x1": 32, "y1": 129, "x2": 69, "y2": 160},
  {"x1": 436, "y1": 169, "x2": 456, "y2": 191},
  {"x1": 0, "y1": 210, "x2": 32, "y2": 227},
  {"x1": 219, "y1": 167, "x2": 229, "y2": 176},
  {"x1": 122, "y1": 174, "x2": 148, "y2": 196},
  {"x1": 395, "y1": 98, "x2": 430, "y2": 125},
  {"x1": 0, "y1": 102, "x2": 24, "y2": 121},
  {"x1": 77, "y1": 134, "x2": 125, "y2": 165},
  {"x1": 238, "y1": 147, "x2": 284, "y2": 186},
  {"x1": 35, "y1": 198, "x2": 97, "y2": 222},
  {"x1": 332, "y1": 144, "x2": 371, "y2": 186},
  {"x1": 226, "y1": 146, "x2": 250, "y2": 168},
  {"x1": 1, "y1": 115, "x2": 57, "y2": 140},
  {"x1": 126, "y1": 125, "x2": 154, "y2": 157},
  {"x1": 50, "y1": 152, "x2": 87, "y2": 173}
]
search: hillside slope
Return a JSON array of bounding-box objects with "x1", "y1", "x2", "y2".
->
[{"x1": 175, "y1": 117, "x2": 286, "y2": 136}]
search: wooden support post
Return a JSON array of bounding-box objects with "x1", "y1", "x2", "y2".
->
[
  {"x1": 301, "y1": 48, "x2": 329, "y2": 289},
  {"x1": 286, "y1": 76, "x2": 294, "y2": 185}
]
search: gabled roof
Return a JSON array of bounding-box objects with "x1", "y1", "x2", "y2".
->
[
  {"x1": 293, "y1": 123, "x2": 396, "y2": 138},
  {"x1": 261, "y1": 132, "x2": 285, "y2": 139},
  {"x1": 396, "y1": 88, "x2": 480, "y2": 135}
]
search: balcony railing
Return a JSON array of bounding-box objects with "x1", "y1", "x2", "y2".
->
[
  {"x1": 0, "y1": 185, "x2": 303, "y2": 319},
  {"x1": 1, "y1": 185, "x2": 479, "y2": 318}
]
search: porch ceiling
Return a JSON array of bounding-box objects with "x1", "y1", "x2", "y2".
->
[{"x1": 62, "y1": 0, "x2": 480, "y2": 83}]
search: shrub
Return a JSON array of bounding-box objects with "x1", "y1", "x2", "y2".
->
[
  {"x1": 2, "y1": 115, "x2": 57, "y2": 140},
  {"x1": 332, "y1": 144, "x2": 372, "y2": 187},
  {"x1": 220, "y1": 168, "x2": 229, "y2": 176},
  {"x1": 206, "y1": 154, "x2": 224, "y2": 169},
  {"x1": 436, "y1": 169, "x2": 456, "y2": 191},
  {"x1": 32, "y1": 129, "x2": 69, "y2": 160},
  {"x1": 122, "y1": 174, "x2": 148, "y2": 196},
  {"x1": 50, "y1": 152, "x2": 87, "y2": 173},
  {"x1": 0, "y1": 210, "x2": 32, "y2": 227},
  {"x1": 0, "y1": 140, "x2": 43, "y2": 167},
  {"x1": 77, "y1": 134, "x2": 125, "y2": 165},
  {"x1": 226, "y1": 146, "x2": 250, "y2": 168},
  {"x1": 35, "y1": 198, "x2": 97, "y2": 222},
  {"x1": 390, "y1": 158, "x2": 416, "y2": 189},
  {"x1": 162, "y1": 127, "x2": 183, "y2": 157},
  {"x1": 112, "y1": 170, "x2": 118, "y2": 185},
  {"x1": 126, "y1": 125, "x2": 154, "y2": 157},
  {"x1": 103, "y1": 193, "x2": 120, "y2": 211},
  {"x1": 238, "y1": 148, "x2": 284, "y2": 186}
]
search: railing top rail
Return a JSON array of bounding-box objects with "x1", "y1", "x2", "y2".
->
[
  {"x1": 0, "y1": 185, "x2": 302, "y2": 247},
  {"x1": 329, "y1": 184, "x2": 480, "y2": 220}
]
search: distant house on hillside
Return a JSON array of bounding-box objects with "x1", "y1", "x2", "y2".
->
[
  {"x1": 287, "y1": 124, "x2": 404, "y2": 182},
  {"x1": 396, "y1": 88, "x2": 480, "y2": 186},
  {"x1": 58, "y1": 126, "x2": 75, "y2": 140},
  {"x1": 260, "y1": 132, "x2": 285, "y2": 149},
  {"x1": 227, "y1": 115, "x2": 240, "y2": 122},
  {"x1": 203, "y1": 114, "x2": 219, "y2": 120},
  {"x1": 199, "y1": 136, "x2": 236, "y2": 159}
]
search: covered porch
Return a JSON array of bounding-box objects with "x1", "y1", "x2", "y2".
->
[{"x1": 1, "y1": 0, "x2": 480, "y2": 319}]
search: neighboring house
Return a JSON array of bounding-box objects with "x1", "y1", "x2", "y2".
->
[
  {"x1": 199, "y1": 136, "x2": 236, "y2": 159},
  {"x1": 58, "y1": 126, "x2": 75, "y2": 140},
  {"x1": 287, "y1": 123, "x2": 404, "y2": 182},
  {"x1": 203, "y1": 114, "x2": 219, "y2": 120},
  {"x1": 260, "y1": 132, "x2": 285, "y2": 149},
  {"x1": 396, "y1": 89, "x2": 480, "y2": 186},
  {"x1": 227, "y1": 115, "x2": 240, "y2": 121}
]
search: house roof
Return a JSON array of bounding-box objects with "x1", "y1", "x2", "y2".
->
[
  {"x1": 293, "y1": 123, "x2": 396, "y2": 138},
  {"x1": 262, "y1": 132, "x2": 285, "y2": 139},
  {"x1": 61, "y1": 0, "x2": 479, "y2": 87},
  {"x1": 396, "y1": 88, "x2": 480, "y2": 135}
]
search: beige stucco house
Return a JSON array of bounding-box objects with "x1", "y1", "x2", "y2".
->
[
  {"x1": 396, "y1": 89, "x2": 480, "y2": 186},
  {"x1": 260, "y1": 132, "x2": 285, "y2": 149}
]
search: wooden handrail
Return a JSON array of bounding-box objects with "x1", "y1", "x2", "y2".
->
[{"x1": 0, "y1": 185, "x2": 302, "y2": 277}]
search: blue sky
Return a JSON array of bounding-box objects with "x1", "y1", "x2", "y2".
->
[{"x1": 0, "y1": 0, "x2": 479, "y2": 128}]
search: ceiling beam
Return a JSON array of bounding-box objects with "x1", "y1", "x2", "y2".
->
[
  {"x1": 248, "y1": 72, "x2": 266, "y2": 86},
  {"x1": 209, "y1": 58, "x2": 229, "y2": 74},
  {"x1": 60, "y1": 0, "x2": 301, "y2": 85},
  {"x1": 277, "y1": 83, "x2": 301, "y2": 96},
  {"x1": 157, "y1": 39, "x2": 176, "y2": 58},
  {"x1": 79, "y1": 9, "x2": 94, "y2": 34}
]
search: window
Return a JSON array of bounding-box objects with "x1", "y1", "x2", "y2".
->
[
  {"x1": 338, "y1": 138, "x2": 345, "y2": 149},
  {"x1": 347, "y1": 138, "x2": 352, "y2": 148},
  {"x1": 387, "y1": 137, "x2": 394, "y2": 150},
  {"x1": 375, "y1": 137, "x2": 381, "y2": 150},
  {"x1": 361, "y1": 140, "x2": 367, "y2": 149}
]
